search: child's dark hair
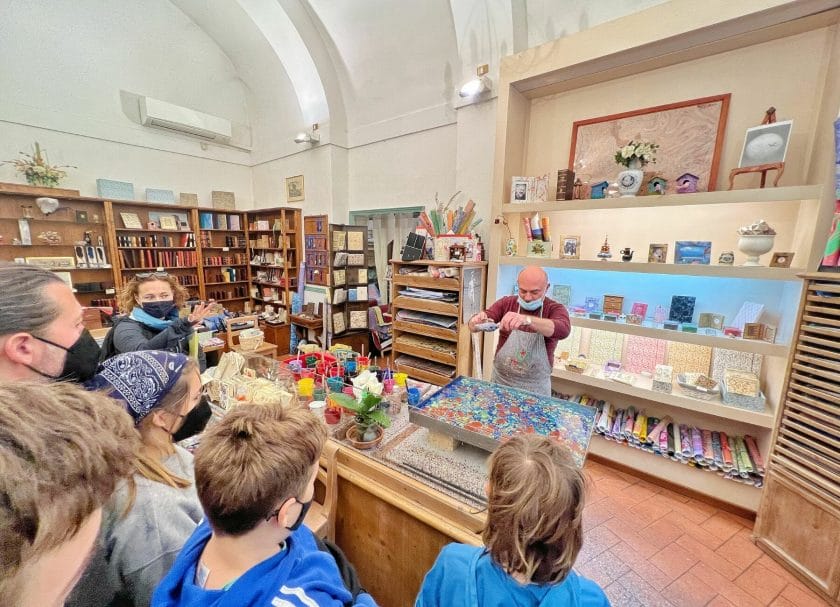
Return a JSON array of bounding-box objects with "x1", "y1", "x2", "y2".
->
[
  {"x1": 481, "y1": 434, "x2": 586, "y2": 585},
  {"x1": 194, "y1": 404, "x2": 326, "y2": 535}
]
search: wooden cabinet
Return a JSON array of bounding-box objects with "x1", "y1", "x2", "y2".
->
[
  {"x1": 0, "y1": 191, "x2": 118, "y2": 308},
  {"x1": 754, "y1": 273, "x2": 840, "y2": 605},
  {"x1": 108, "y1": 200, "x2": 200, "y2": 298},
  {"x1": 245, "y1": 207, "x2": 302, "y2": 322},
  {"x1": 391, "y1": 259, "x2": 486, "y2": 386},
  {"x1": 198, "y1": 209, "x2": 249, "y2": 312}
]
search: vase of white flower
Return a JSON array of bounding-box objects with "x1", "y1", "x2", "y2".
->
[
  {"x1": 614, "y1": 141, "x2": 658, "y2": 197},
  {"x1": 3, "y1": 142, "x2": 75, "y2": 189}
]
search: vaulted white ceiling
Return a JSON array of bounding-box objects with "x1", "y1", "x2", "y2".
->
[{"x1": 170, "y1": 0, "x2": 668, "y2": 159}]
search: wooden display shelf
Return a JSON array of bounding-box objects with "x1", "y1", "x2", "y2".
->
[
  {"x1": 501, "y1": 184, "x2": 822, "y2": 214},
  {"x1": 204, "y1": 280, "x2": 248, "y2": 286},
  {"x1": 201, "y1": 228, "x2": 245, "y2": 232},
  {"x1": 551, "y1": 367, "x2": 776, "y2": 428},
  {"x1": 202, "y1": 246, "x2": 246, "y2": 250},
  {"x1": 0, "y1": 217, "x2": 106, "y2": 226},
  {"x1": 499, "y1": 256, "x2": 801, "y2": 280},
  {"x1": 392, "y1": 274, "x2": 461, "y2": 291},
  {"x1": 394, "y1": 320, "x2": 458, "y2": 342},
  {"x1": 216, "y1": 296, "x2": 249, "y2": 302},
  {"x1": 114, "y1": 228, "x2": 193, "y2": 233},
  {"x1": 392, "y1": 295, "x2": 459, "y2": 317},
  {"x1": 570, "y1": 315, "x2": 789, "y2": 356},
  {"x1": 588, "y1": 436, "x2": 761, "y2": 511},
  {"x1": 393, "y1": 339, "x2": 457, "y2": 366},
  {"x1": 393, "y1": 360, "x2": 454, "y2": 386},
  {"x1": 118, "y1": 246, "x2": 195, "y2": 250},
  {"x1": 120, "y1": 266, "x2": 198, "y2": 271}
]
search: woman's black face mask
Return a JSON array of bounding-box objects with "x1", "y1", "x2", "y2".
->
[{"x1": 172, "y1": 396, "x2": 212, "y2": 442}]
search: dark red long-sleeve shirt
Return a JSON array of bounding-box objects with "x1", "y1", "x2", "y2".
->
[{"x1": 484, "y1": 296, "x2": 571, "y2": 365}]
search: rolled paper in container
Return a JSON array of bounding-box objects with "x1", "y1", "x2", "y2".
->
[
  {"x1": 530, "y1": 214, "x2": 542, "y2": 241},
  {"x1": 645, "y1": 417, "x2": 658, "y2": 444},
  {"x1": 659, "y1": 428, "x2": 669, "y2": 455},
  {"x1": 691, "y1": 427, "x2": 704, "y2": 462},
  {"x1": 720, "y1": 431, "x2": 734, "y2": 470},
  {"x1": 646, "y1": 416, "x2": 670, "y2": 444},
  {"x1": 632, "y1": 410, "x2": 646, "y2": 440},
  {"x1": 702, "y1": 429, "x2": 714, "y2": 464},
  {"x1": 623, "y1": 407, "x2": 636, "y2": 439},
  {"x1": 666, "y1": 423, "x2": 675, "y2": 457},
  {"x1": 671, "y1": 422, "x2": 681, "y2": 459},
  {"x1": 522, "y1": 217, "x2": 533, "y2": 241},
  {"x1": 680, "y1": 424, "x2": 692, "y2": 458},
  {"x1": 611, "y1": 409, "x2": 624, "y2": 438},
  {"x1": 744, "y1": 435, "x2": 765, "y2": 475},
  {"x1": 540, "y1": 217, "x2": 551, "y2": 242},
  {"x1": 596, "y1": 402, "x2": 612, "y2": 433},
  {"x1": 711, "y1": 431, "x2": 724, "y2": 469},
  {"x1": 734, "y1": 436, "x2": 754, "y2": 477}
]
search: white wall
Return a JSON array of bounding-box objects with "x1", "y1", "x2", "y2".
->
[{"x1": 0, "y1": 0, "x2": 253, "y2": 203}]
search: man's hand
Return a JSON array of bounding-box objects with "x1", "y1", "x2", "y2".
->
[
  {"x1": 468, "y1": 311, "x2": 490, "y2": 332},
  {"x1": 499, "y1": 311, "x2": 531, "y2": 333}
]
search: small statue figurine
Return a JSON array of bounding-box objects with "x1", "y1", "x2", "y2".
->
[
  {"x1": 572, "y1": 178, "x2": 583, "y2": 200},
  {"x1": 620, "y1": 247, "x2": 634, "y2": 262},
  {"x1": 83, "y1": 230, "x2": 93, "y2": 245},
  {"x1": 597, "y1": 235, "x2": 612, "y2": 261}
]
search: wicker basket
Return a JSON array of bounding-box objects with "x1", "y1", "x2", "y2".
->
[{"x1": 238, "y1": 328, "x2": 265, "y2": 351}]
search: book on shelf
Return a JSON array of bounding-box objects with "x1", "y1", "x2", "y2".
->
[{"x1": 199, "y1": 212, "x2": 214, "y2": 230}]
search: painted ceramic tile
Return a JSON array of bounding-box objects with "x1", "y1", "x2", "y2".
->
[
  {"x1": 552, "y1": 284, "x2": 571, "y2": 306},
  {"x1": 211, "y1": 190, "x2": 236, "y2": 210},
  {"x1": 710, "y1": 348, "x2": 763, "y2": 383},
  {"x1": 666, "y1": 342, "x2": 712, "y2": 375},
  {"x1": 587, "y1": 330, "x2": 625, "y2": 368},
  {"x1": 622, "y1": 336, "x2": 667, "y2": 374},
  {"x1": 410, "y1": 376, "x2": 597, "y2": 467},
  {"x1": 669, "y1": 295, "x2": 696, "y2": 323},
  {"x1": 145, "y1": 188, "x2": 176, "y2": 203},
  {"x1": 96, "y1": 179, "x2": 134, "y2": 200},
  {"x1": 731, "y1": 301, "x2": 765, "y2": 330},
  {"x1": 179, "y1": 193, "x2": 199, "y2": 207}
]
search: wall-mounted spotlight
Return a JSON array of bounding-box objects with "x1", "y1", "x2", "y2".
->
[
  {"x1": 459, "y1": 64, "x2": 491, "y2": 98},
  {"x1": 294, "y1": 123, "x2": 320, "y2": 144}
]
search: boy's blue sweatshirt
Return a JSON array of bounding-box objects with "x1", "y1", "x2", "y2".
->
[
  {"x1": 152, "y1": 520, "x2": 378, "y2": 607},
  {"x1": 416, "y1": 543, "x2": 610, "y2": 607}
]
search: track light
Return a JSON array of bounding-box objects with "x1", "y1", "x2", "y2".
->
[
  {"x1": 459, "y1": 64, "x2": 491, "y2": 98},
  {"x1": 294, "y1": 123, "x2": 320, "y2": 144}
]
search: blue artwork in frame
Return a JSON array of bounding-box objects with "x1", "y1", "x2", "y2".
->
[
  {"x1": 145, "y1": 188, "x2": 176, "y2": 203},
  {"x1": 674, "y1": 240, "x2": 711, "y2": 265}
]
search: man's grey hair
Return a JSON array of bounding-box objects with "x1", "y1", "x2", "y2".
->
[{"x1": 0, "y1": 264, "x2": 63, "y2": 336}]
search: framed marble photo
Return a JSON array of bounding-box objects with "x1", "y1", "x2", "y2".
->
[{"x1": 569, "y1": 94, "x2": 730, "y2": 194}]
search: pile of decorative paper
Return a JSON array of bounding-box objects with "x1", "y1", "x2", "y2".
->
[{"x1": 557, "y1": 393, "x2": 766, "y2": 487}]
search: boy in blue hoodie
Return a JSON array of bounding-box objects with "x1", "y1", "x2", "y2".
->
[
  {"x1": 152, "y1": 404, "x2": 378, "y2": 607},
  {"x1": 416, "y1": 434, "x2": 610, "y2": 607}
]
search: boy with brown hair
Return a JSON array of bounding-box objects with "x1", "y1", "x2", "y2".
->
[
  {"x1": 415, "y1": 434, "x2": 609, "y2": 606},
  {"x1": 0, "y1": 382, "x2": 138, "y2": 606},
  {"x1": 152, "y1": 404, "x2": 378, "y2": 606}
]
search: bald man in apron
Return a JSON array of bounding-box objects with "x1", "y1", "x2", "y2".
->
[{"x1": 469, "y1": 267, "x2": 570, "y2": 396}]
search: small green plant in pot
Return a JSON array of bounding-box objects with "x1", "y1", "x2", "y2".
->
[{"x1": 330, "y1": 390, "x2": 391, "y2": 446}]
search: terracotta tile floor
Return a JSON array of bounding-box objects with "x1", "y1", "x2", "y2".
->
[{"x1": 577, "y1": 460, "x2": 831, "y2": 607}]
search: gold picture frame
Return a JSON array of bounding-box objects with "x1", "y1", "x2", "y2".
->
[
  {"x1": 769, "y1": 252, "x2": 794, "y2": 268},
  {"x1": 286, "y1": 175, "x2": 304, "y2": 202},
  {"x1": 561, "y1": 235, "x2": 580, "y2": 259},
  {"x1": 159, "y1": 216, "x2": 178, "y2": 231},
  {"x1": 648, "y1": 243, "x2": 668, "y2": 263}
]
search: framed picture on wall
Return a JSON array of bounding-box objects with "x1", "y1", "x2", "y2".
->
[
  {"x1": 569, "y1": 94, "x2": 730, "y2": 193},
  {"x1": 286, "y1": 175, "x2": 305, "y2": 202}
]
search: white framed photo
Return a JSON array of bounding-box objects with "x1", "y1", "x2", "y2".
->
[
  {"x1": 738, "y1": 120, "x2": 793, "y2": 167},
  {"x1": 510, "y1": 177, "x2": 531, "y2": 203}
]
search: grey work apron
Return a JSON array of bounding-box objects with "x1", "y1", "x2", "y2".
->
[{"x1": 490, "y1": 306, "x2": 552, "y2": 396}]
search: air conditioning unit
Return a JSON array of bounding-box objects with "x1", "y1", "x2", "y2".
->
[{"x1": 139, "y1": 96, "x2": 232, "y2": 143}]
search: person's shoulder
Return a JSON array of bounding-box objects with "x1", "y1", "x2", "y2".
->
[
  {"x1": 435, "y1": 543, "x2": 480, "y2": 570},
  {"x1": 565, "y1": 570, "x2": 610, "y2": 605}
]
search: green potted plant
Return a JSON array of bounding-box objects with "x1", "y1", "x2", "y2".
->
[
  {"x1": 329, "y1": 390, "x2": 391, "y2": 449},
  {"x1": 3, "y1": 142, "x2": 75, "y2": 188}
]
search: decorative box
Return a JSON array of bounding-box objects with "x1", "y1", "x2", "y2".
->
[
  {"x1": 723, "y1": 369, "x2": 760, "y2": 397},
  {"x1": 663, "y1": 320, "x2": 679, "y2": 330},
  {"x1": 743, "y1": 322, "x2": 766, "y2": 340},
  {"x1": 723, "y1": 326, "x2": 742, "y2": 337},
  {"x1": 698, "y1": 312, "x2": 725, "y2": 329},
  {"x1": 603, "y1": 314, "x2": 617, "y2": 322},
  {"x1": 721, "y1": 380, "x2": 766, "y2": 412},
  {"x1": 677, "y1": 372, "x2": 721, "y2": 401},
  {"x1": 604, "y1": 360, "x2": 622, "y2": 372},
  {"x1": 626, "y1": 313, "x2": 643, "y2": 325},
  {"x1": 652, "y1": 364, "x2": 673, "y2": 393},
  {"x1": 603, "y1": 295, "x2": 624, "y2": 315},
  {"x1": 680, "y1": 323, "x2": 698, "y2": 333},
  {"x1": 565, "y1": 357, "x2": 588, "y2": 374},
  {"x1": 588, "y1": 312, "x2": 603, "y2": 320}
]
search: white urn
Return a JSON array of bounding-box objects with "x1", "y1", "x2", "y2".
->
[
  {"x1": 617, "y1": 158, "x2": 644, "y2": 197},
  {"x1": 737, "y1": 234, "x2": 775, "y2": 266}
]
